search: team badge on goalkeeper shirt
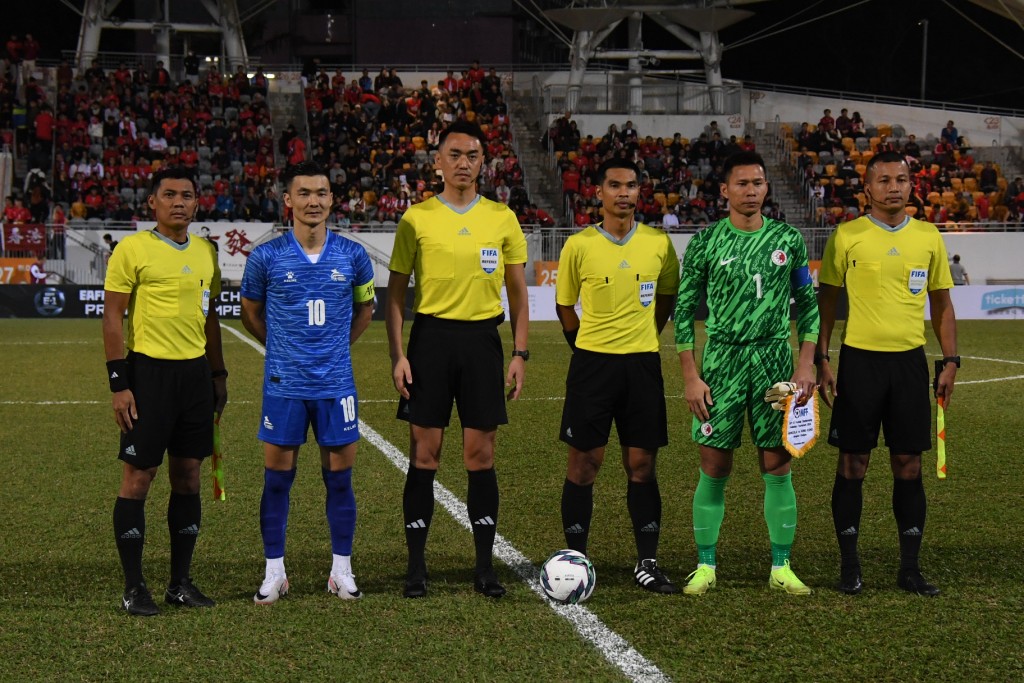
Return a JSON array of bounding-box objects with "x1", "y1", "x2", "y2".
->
[
  {"x1": 639, "y1": 280, "x2": 655, "y2": 307},
  {"x1": 480, "y1": 248, "x2": 499, "y2": 274},
  {"x1": 771, "y1": 250, "x2": 788, "y2": 266}
]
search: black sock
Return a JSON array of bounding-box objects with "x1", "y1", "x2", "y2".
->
[
  {"x1": 403, "y1": 466, "x2": 436, "y2": 574},
  {"x1": 832, "y1": 474, "x2": 864, "y2": 571},
  {"x1": 627, "y1": 480, "x2": 662, "y2": 561},
  {"x1": 167, "y1": 492, "x2": 202, "y2": 585},
  {"x1": 893, "y1": 476, "x2": 926, "y2": 572},
  {"x1": 561, "y1": 479, "x2": 593, "y2": 555},
  {"x1": 467, "y1": 468, "x2": 499, "y2": 572},
  {"x1": 113, "y1": 497, "x2": 146, "y2": 590}
]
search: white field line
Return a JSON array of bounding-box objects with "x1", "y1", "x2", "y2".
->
[{"x1": 220, "y1": 323, "x2": 670, "y2": 683}]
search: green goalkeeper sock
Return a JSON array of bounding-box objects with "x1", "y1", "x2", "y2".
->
[
  {"x1": 692, "y1": 470, "x2": 728, "y2": 565},
  {"x1": 763, "y1": 472, "x2": 797, "y2": 567}
]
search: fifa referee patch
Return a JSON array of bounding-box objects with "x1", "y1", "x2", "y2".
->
[{"x1": 790, "y1": 265, "x2": 812, "y2": 288}]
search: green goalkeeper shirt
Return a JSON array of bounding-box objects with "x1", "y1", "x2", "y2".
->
[{"x1": 674, "y1": 216, "x2": 819, "y2": 350}]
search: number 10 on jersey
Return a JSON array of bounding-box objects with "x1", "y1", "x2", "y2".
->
[{"x1": 306, "y1": 299, "x2": 326, "y2": 326}]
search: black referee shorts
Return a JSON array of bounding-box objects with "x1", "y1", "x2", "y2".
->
[
  {"x1": 397, "y1": 313, "x2": 508, "y2": 429},
  {"x1": 827, "y1": 344, "x2": 931, "y2": 454},
  {"x1": 118, "y1": 352, "x2": 215, "y2": 469},
  {"x1": 560, "y1": 349, "x2": 668, "y2": 452}
]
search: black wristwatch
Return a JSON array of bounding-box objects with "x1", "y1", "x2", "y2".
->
[
  {"x1": 942, "y1": 356, "x2": 961, "y2": 368},
  {"x1": 814, "y1": 351, "x2": 830, "y2": 364},
  {"x1": 512, "y1": 349, "x2": 530, "y2": 361}
]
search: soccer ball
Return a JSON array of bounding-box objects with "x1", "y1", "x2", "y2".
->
[{"x1": 540, "y1": 549, "x2": 596, "y2": 604}]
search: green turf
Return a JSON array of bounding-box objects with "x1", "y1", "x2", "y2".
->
[{"x1": 1, "y1": 318, "x2": 1022, "y2": 682}]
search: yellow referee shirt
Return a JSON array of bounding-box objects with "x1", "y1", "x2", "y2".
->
[
  {"x1": 556, "y1": 223, "x2": 679, "y2": 354},
  {"x1": 105, "y1": 230, "x2": 221, "y2": 360},
  {"x1": 390, "y1": 195, "x2": 527, "y2": 321},
  {"x1": 820, "y1": 215, "x2": 952, "y2": 352}
]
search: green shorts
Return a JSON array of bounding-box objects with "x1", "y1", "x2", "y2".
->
[{"x1": 691, "y1": 339, "x2": 793, "y2": 450}]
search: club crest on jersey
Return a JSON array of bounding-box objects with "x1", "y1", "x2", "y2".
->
[
  {"x1": 700, "y1": 422, "x2": 714, "y2": 437},
  {"x1": 771, "y1": 250, "x2": 788, "y2": 266},
  {"x1": 639, "y1": 280, "x2": 655, "y2": 307},
  {"x1": 330, "y1": 269, "x2": 347, "y2": 282},
  {"x1": 908, "y1": 268, "x2": 927, "y2": 295},
  {"x1": 480, "y1": 247, "x2": 499, "y2": 274}
]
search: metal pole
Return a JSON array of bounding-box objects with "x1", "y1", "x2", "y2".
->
[{"x1": 918, "y1": 19, "x2": 928, "y2": 101}]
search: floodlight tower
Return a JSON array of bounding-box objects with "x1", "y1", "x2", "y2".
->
[
  {"x1": 545, "y1": 0, "x2": 763, "y2": 115},
  {"x1": 73, "y1": 0, "x2": 251, "y2": 72}
]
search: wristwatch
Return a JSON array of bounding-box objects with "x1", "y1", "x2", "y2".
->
[
  {"x1": 942, "y1": 356, "x2": 961, "y2": 368},
  {"x1": 512, "y1": 349, "x2": 530, "y2": 361}
]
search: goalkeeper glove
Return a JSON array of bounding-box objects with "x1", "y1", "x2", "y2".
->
[{"x1": 764, "y1": 382, "x2": 798, "y2": 411}]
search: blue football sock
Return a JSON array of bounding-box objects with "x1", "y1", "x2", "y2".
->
[
  {"x1": 323, "y1": 467, "x2": 356, "y2": 556},
  {"x1": 260, "y1": 468, "x2": 296, "y2": 559}
]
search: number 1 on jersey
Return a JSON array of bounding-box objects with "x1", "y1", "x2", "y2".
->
[
  {"x1": 753, "y1": 273, "x2": 763, "y2": 299},
  {"x1": 307, "y1": 299, "x2": 326, "y2": 326}
]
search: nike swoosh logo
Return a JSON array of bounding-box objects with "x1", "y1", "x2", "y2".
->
[
  {"x1": 255, "y1": 592, "x2": 270, "y2": 600},
  {"x1": 719, "y1": 257, "x2": 737, "y2": 266}
]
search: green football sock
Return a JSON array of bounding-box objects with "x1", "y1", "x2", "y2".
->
[
  {"x1": 692, "y1": 470, "x2": 728, "y2": 565},
  {"x1": 763, "y1": 472, "x2": 797, "y2": 566}
]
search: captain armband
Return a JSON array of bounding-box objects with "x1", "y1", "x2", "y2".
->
[{"x1": 354, "y1": 280, "x2": 375, "y2": 303}]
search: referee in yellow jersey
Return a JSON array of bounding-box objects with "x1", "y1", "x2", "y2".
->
[
  {"x1": 386, "y1": 120, "x2": 529, "y2": 599},
  {"x1": 556, "y1": 158, "x2": 681, "y2": 594},
  {"x1": 817, "y1": 151, "x2": 958, "y2": 597},
  {"x1": 103, "y1": 167, "x2": 227, "y2": 616}
]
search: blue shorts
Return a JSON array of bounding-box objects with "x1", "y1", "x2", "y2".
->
[{"x1": 258, "y1": 393, "x2": 360, "y2": 448}]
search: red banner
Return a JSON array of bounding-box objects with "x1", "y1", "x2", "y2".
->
[{"x1": 2, "y1": 223, "x2": 47, "y2": 256}]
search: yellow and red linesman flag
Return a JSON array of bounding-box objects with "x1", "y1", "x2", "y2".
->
[
  {"x1": 936, "y1": 396, "x2": 947, "y2": 480},
  {"x1": 212, "y1": 414, "x2": 226, "y2": 500}
]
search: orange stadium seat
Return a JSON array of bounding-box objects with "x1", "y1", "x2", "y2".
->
[
  {"x1": 842, "y1": 137, "x2": 855, "y2": 152},
  {"x1": 869, "y1": 136, "x2": 882, "y2": 150},
  {"x1": 824, "y1": 164, "x2": 837, "y2": 177},
  {"x1": 950, "y1": 178, "x2": 963, "y2": 192},
  {"x1": 855, "y1": 164, "x2": 867, "y2": 178},
  {"x1": 412, "y1": 136, "x2": 426, "y2": 150},
  {"x1": 877, "y1": 124, "x2": 893, "y2": 138},
  {"x1": 941, "y1": 191, "x2": 957, "y2": 207},
  {"x1": 905, "y1": 205, "x2": 918, "y2": 217},
  {"x1": 859, "y1": 151, "x2": 873, "y2": 164},
  {"x1": 666, "y1": 192, "x2": 680, "y2": 207},
  {"x1": 927, "y1": 191, "x2": 941, "y2": 206},
  {"x1": 654, "y1": 192, "x2": 667, "y2": 211},
  {"x1": 964, "y1": 177, "x2": 978, "y2": 192}
]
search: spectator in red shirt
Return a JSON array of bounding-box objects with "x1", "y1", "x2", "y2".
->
[
  {"x1": 468, "y1": 60, "x2": 485, "y2": 84},
  {"x1": 33, "y1": 104, "x2": 54, "y2": 153},
  {"x1": 562, "y1": 165, "x2": 581, "y2": 196},
  {"x1": 287, "y1": 135, "x2": 307, "y2": 164},
  {"x1": 818, "y1": 108, "x2": 835, "y2": 133}
]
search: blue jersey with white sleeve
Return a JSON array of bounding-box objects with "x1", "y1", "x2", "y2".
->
[{"x1": 241, "y1": 230, "x2": 375, "y2": 399}]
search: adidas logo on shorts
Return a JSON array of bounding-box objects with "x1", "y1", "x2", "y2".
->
[{"x1": 124, "y1": 445, "x2": 137, "y2": 457}]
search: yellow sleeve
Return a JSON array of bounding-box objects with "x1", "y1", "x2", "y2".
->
[
  {"x1": 929, "y1": 230, "x2": 954, "y2": 291},
  {"x1": 555, "y1": 235, "x2": 580, "y2": 307},
  {"x1": 503, "y1": 211, "x2": 528, "y2": 265},
  {"x1": 657, "y1": 236, "x2": 680, "y2": 294},
  {"x1": 104, "y1": 238, "x2": 137, "y2": 293},
  {"x1": 818, "y1": 229, "x2": 846, "y2": 287},
  {"x1": 389, "y1": 213, "x2": 417, "y2": 275}
]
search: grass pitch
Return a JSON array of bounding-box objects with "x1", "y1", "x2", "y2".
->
[{"x1": 1, "y1": 318, "x2": 1022, "y2": 682}]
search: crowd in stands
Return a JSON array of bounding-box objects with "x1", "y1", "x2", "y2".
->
[
  {"x1": 299, "y1": 60, "x2": 531, "y2": 228},
  {"x1": 787, "y1": 109, "x2": 1023, "y2": 228},
  {"x1": 548, "y1": 113, "x2": 786, "y2": 230}
]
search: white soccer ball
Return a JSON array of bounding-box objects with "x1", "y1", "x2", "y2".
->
[{"x1": 540, "y1": 549, "x2": 596, "y2": 604}]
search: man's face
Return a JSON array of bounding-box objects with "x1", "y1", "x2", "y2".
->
[
  {"x1": 148, "y1": 178, "x2": 197, "y2": 230},
  {"x1": 865, "y1": 161, "x2": 911, "y2": 214},
  {"x1": 596, "y1": 167, "x2": 639, "y2": 220},
  {"x1": 284, "y1": 174, "x2": 332, "y2": 227},
  {"x1": 436, "y1": 133, "x2": 483, "y2": 192},
  {"x1": 721, "y1": 164, "x2": 768, "y2": 218}
]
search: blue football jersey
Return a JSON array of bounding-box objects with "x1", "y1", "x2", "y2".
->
[{"x1": 241, "y1": 230, "x2": 375, "y2": 399}]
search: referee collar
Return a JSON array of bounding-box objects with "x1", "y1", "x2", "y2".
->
[
  {"x1": 866, "y1": 214, "x2": 911, "y2": 232},
  {"x1": 151, "y1": 228, "x2": 190, "y2": 251},
  {"x1": 596, "y1": 221, "x2": 637, "y2": 246},
  {"x1": 437, "y1": 195, "x2": 481, "y2": 214}
]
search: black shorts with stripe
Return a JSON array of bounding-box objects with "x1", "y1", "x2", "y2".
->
[
  {"x1": 397, "y1": 313, "x2": 508, "y2": 429},
  {"x1": 560, "y1": 349, "x2": 668, "y2": 452},
  {"x1": 828, "y1": 344, "x2": 931, "y2": 454},
  {"x1": 118, "y1": 352, "x2": 214, "y2": 469}
]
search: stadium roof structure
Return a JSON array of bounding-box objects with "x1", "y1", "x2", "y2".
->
[
  {"x1": 542, "y1": 1, "x2": 771, "y2": 115},
  {"x1": 969, "y1": 0, "x2": 1024, "y2": 26}
]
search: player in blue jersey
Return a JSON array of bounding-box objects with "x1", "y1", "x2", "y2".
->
[{"x1": 241, "y1": 161, "x2": 375, "y2": 604}]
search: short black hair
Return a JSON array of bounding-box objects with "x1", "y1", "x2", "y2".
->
[
  {"x1": 722, "y1": 151, "x2": 766, "y2": 181},
  {"x1": 865, "y1": 150, "x2": 908, "y2": 179},
  {"x1": 280, "y1": 160, "x2": 329, "y2": 192},
  {"x1": 438, "y1": 120, "x2": 486, "y2": 150},
  {"x1": 150, "y1": 166, "x2": 197, "y2": 194},
  {"x1": 596, "y1": 158, "x2": 641, "y2": 185}
]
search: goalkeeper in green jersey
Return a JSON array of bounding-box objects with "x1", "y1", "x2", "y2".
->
[{"x1": 674, "y1": 151, "x2": 820, "y2": 596}]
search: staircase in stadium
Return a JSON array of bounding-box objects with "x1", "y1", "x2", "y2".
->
[{"x1": 508, "y1": 95, "x2": 564, "y2": 222}]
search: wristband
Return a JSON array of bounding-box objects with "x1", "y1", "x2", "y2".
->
[
  {"x1": 563, "y1": 328, "x2": 578, "y2": 351},
  {"x1": 814, "y1": 352, "x2": 830, "y2": 364},
  {"x1": 107, "y1": 359, "x2": 130, "y2": 392},
  {"x1": 211, "y1": 369, "x2": 229, "y2": 379}
]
